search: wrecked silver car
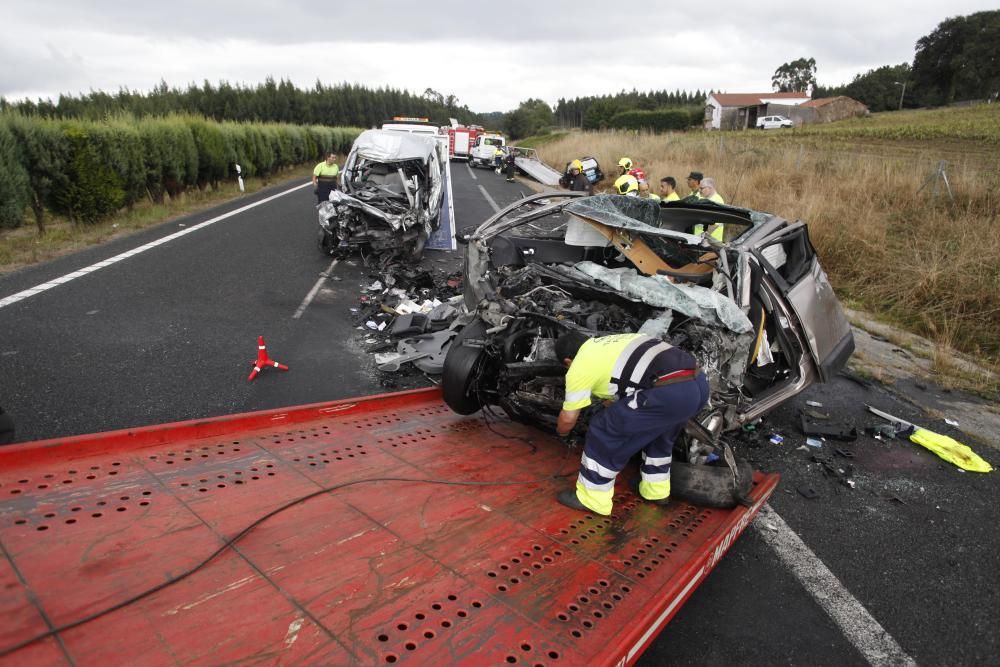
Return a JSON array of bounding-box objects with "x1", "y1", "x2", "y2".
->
[
  {"x1": 318, "y1": 129, "x2": 445, "y2": 259},
  {"x1": 442, "y1": 193, "x2": 854, "y2": 444}
]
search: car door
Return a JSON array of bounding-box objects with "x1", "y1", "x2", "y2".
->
[{"x1": 750, "y1": 222, "x2": 854, "y2": 381}]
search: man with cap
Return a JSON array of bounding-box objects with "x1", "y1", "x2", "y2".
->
[{"x1": 685, "y1": 171, "x2": 704, "y2": 199}]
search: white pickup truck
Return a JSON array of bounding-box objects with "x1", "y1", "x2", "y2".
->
[{"x1": 468, "y1": 133, "x2": 506, "y2": 168}]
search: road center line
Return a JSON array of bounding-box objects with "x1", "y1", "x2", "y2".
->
[
  {"x1": 477, "y1": 185, "x2": 501, "y2": 213},
  {"x1": 292, "y1": 258, "x2": 339, "y2": 319},
  {"x1": 755, "y1": 504, "x2": 915, "y2": 666},
  {"x1": 465, "y1": 163, "x2": 477, "y2": 181},
  {"x1": 0, "y1": 182, "x2": 312, "y2": 311}
]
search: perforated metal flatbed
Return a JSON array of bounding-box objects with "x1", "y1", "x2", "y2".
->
[{"x1": 0, "y1": 388, "x2": 777, "y2": 666}]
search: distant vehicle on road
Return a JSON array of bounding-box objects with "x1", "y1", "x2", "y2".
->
[
  {"x1": 317, "y1": 129, "x2": 445, "y2": 260},
  {"x1": 757, "y1": 115, "x2": 794, "y2": 129},
  {"x1": 468, "y1": 133, "x2": 506, "y2": 168}
]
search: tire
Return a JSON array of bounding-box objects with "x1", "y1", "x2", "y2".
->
[
  {"x1": 442, "y1": 320, "x2": 491, "y2": 415},
  {"x1": 670, "y1": 456, "x2": 753, "y2": 508}
]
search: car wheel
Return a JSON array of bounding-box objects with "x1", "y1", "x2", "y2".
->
[
  {"x1": 669, "y1": 455, "x2": 753, "y2": 508},
  {"x1": 442, "y1": 320, "x2": 491, "y2": 415}
]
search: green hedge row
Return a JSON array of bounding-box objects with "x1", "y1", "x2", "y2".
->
[
  {"x1": 608, "y1": 108, "x2": 703, "y2": 132},
  {"x1": 0, "y1": 113, "x2": 362, "y2": 229}
]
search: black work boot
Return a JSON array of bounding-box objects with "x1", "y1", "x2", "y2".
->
[{"x1": 557, "y1": 489, "x2": 590, "y2": 513}]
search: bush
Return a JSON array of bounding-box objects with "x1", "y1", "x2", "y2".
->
[
  {"x1": 186, "y1": 117, "x2": 227, "y2": 188},
  {"x1": 0, "y1": 124, "x2": 30, "y2": 228},
  {"x1": 53, "y1": 124, "x2": 125, "y2": 224},
  {"x1": 609, "y1": 109, "x2": 696, "y2": 132}
]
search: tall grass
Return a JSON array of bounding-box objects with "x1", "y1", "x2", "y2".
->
[{"x1": 536, "y1": 129, "x2": 1000, "y2": 371}]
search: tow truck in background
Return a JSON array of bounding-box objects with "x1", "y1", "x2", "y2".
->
[{"x1": 468, "y1": 131, "x2": 507, "y2": 169}]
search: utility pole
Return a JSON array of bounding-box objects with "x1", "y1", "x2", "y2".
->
[{"x1": 894, "y1": 81, "x2": 907, "y2": 111}]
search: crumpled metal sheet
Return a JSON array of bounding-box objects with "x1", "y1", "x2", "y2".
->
[
  {"x1": 352, "y1": 130, "x2": 439, "y2": 163},
  {"x1": 572, "y1": 261, "x2": 753, "y2": 334},
  {"x1": 674, "y1": 320, "x2": 753, "y2": 392},
  {"x1": 326, "y1": 189, "x2": 424, "y2": 232},
  {"x1": 566, "y1": 194, "x2": 661, "y2": 226}
]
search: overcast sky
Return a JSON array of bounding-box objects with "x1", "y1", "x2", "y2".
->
[{"x1": 1, "y1": 1, "x2": 995, "y2": 112}]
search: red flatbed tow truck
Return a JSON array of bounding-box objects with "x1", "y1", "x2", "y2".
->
[{"x1": 0, "y1": 388, "x2": 777, "y2": 666}]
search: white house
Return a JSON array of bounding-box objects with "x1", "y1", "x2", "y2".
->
[{"x1": 705, "y1": 92, "x2": 812, "y2": 130}]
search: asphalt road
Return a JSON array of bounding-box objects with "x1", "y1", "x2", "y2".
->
[{"x1": 1, "y1": 163, "x2": 997, "y2": 665}]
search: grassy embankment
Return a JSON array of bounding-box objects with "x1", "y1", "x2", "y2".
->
[
  {"x1": 0, "y1": 164, "x2": 314, "y2": 272},
  {"x1": 534, "y1": 104, "x2": 1000, "y2": 393}
]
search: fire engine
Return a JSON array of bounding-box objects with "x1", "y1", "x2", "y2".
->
[{"x1": 442, "y1": 120, "x2": 483, "y2": 161}]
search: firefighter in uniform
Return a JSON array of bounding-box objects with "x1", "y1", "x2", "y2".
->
[
  {"x1": 312, "y1": 152, "x2": 340, "y2": 204},
  {"x1": 613, "y1": 174, "x2": 639, "y2": 196},
  {"x1": 567, "y1": 159, "x2": 592, "y2": 194},
  {"x1": 554, "y1": 332, "x2": 710, "y2": 516}
]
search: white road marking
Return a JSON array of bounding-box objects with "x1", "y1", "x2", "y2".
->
[
  {"x1": 755, "y1": 504, "x2": 916, "y2": 666},
  {"x1": 477, "y1": 185, "x2": 501, "y2": 213},
  {"x1": 466, "y1": 162, "x2": 477, "y2": 180},
  {"x1": 0, "y1": 182, "x2": 312, "y2": 310},
  {"x1": 292, "y1": 258, "x2": 339, "y2": 319}
]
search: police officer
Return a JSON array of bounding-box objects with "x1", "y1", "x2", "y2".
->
[
  {"x1": 684, "y1": 171, "x2": 703, "y2": 199},
  {"x1": 554, "y1": 332, "x2": 709, "y2": 516},
  {"x1": 312, "y1": 152, "x2": 340, "y2": 204}
]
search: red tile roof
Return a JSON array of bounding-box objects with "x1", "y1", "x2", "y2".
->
[{"x1": 710, "y1": 92, "x2": 810, "y2": 107}]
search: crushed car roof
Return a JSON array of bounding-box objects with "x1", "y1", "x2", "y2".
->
[{"x1": 353, "y1": 129, "x2": 439, "y2": 162}]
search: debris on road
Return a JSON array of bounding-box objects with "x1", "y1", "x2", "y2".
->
[
  {"x1": 800, "y1": 414, "x2": 858, "y2": 442},
  {"x1": 769, "y1": 434, "x2": 785, "y2": 445},
  {"x1": 866, "y1": 404, "x2": 993, "y2": 473},
  {"x1": 805, "y1": 437, "x2": 824, "y2": 448},
  {"x1": 797, "y1": 485, "x2": 819, "y2": 499}
]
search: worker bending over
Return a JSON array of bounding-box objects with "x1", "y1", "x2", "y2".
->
[{"x1": 554, "y1": 332, "x2": 709, "y2": 516}]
